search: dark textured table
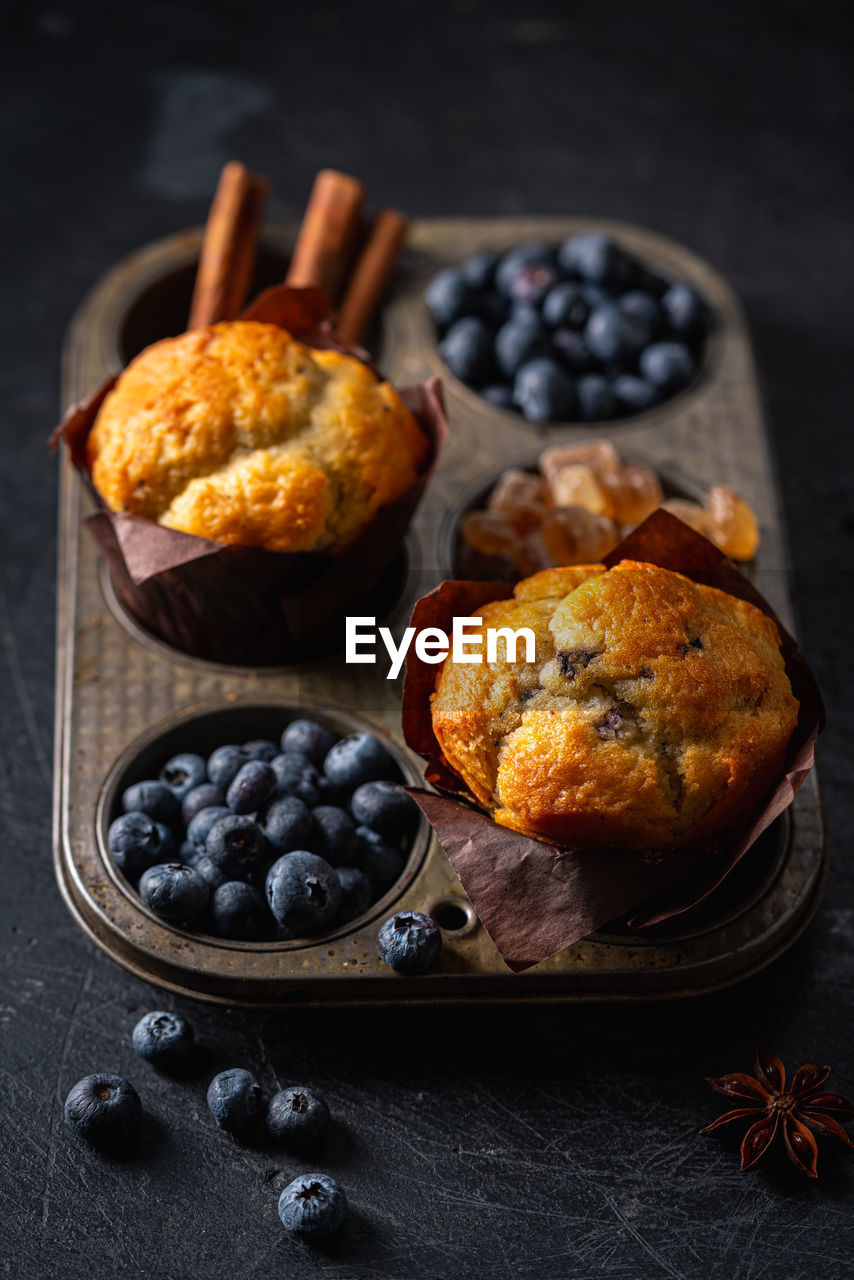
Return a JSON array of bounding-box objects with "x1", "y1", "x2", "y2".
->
[{"x1": 2, "y1": 3, "x2": 852, "y2": 1276}]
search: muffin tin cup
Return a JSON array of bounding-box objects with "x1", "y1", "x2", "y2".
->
[{"x1": 54, "y1": 218, "x2": 827, "y2": 1003}]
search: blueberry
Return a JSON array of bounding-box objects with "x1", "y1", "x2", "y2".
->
[
  {"x1": 139, "y1": 863, "x2": 209, "y2": 927},
  {"x1": 350, "y1": 781, "x2": 419, "y2": 847},
  {"x1": 265, "y1": 852, "x2": 341, "y2": 934},
  {"x1": 181, "y1": 782, "x2": 224, "y2": 827},
  {"x1": 132, "y1": 1010, "x2": 194, "y2": 1070},
  {"x1": 439, "y1": 317, "x2": 495, "y2": 387},
  {"x1": 323, "y1": 733, "x2": 399, "y2": 793},
  {"x1": 552, "y1": 328, "x2": 596, "y2": 374},
  {"x1": 542, "y1": 282, "x2": 589, "y2": 330},
  {"x1": 186, "y1": 805, "x2": 231, "y2": 850},
  {"x1": 64, "y1": 1073, "x2": 141, "y2": 1147},
  {"x1": 494, "y1": 317, "x2": 549, "y2": 378},
  {"x1": 377, "y1": 912, "x2": 442, "y2": 975},
  {"x1": 258, "y1": 795, "x2": 314, "y2": 856},
  {"x1": 211, "y1": 881, "x2": 269, "y2": 940},
  {"x1": 639, "y1": 341, "x2": 696, "y2": 391},
  {"x1": 510, "y1": 302, "x2": 542, "y2": 326},
  {"x1": 424, "y1": 268, "x2": 476, "y2": 330},
  {"x1": 226, "y1": 760, "x2": 277, "y2": 814},
  {"x1": 495, "y1": 242, "x2": 555, "y2": 297},
  {"x1": 460, "y1": 250, "x2": 499, "y2": 290},
  {"x1": 159, "y1": 753, "x2": 207, "y2": 800},
  {"x1": 206, "y1": 1068, "x2": 262, "y2": 1135},
  {"x1": 108, "y1": 811, "x2": 174, "y2": 882},
  {"x1": 558, "y1": 233, "x2": 626, "y2": 285},
  {"x1": 179, "y1": 840, "x2": 197, "y2": 863},
  {"x1": 617, "y1": 290, "x2": 662, "y2": 345},
  {"x1": 309, "y1": 806, "x2": 356, "y2": 866},
  {"x1": 509, "y1": 262, "x2": 559, "y2": 307},
  {"x1": 207, "y1": 745, "x2": 249, "y2": 791},
  {"x1": 480, "y1": 384, "x2": 515, "y2": 409},
  {"x1": 266, "y1": 1087, "x2": 329, "y2": 1152},
  {"x1": 610, "y1": 373, "x2": 659, "y2": 414},
  {"x1": 271, "y1": 753, "x2": 323, "y2": 806},
  {"x1": 585, "y1": 303, "x2": 645, "y2": 365},
  {"x1": 576, "y1": 373, "x2": 616, "y2": 422},
  {"x1": 352, "y1": 826, "x2": 405, "y2": 893},
  {"x1": 121, "y1": 780, "x2": 180, "y2": 828},
  {"x1": 335, "y1": 866, "x2": 373, "y2": 924},
  {"x1": 280, "y1": 719, "x2": 337, "y2": 769},
  {"x1": 243, "y1": 738, "x2": 279, "y2": 762},
  {"x1": 513, "y1": 358, "x2": 574, "y2": 423},
  {"x1": 278, "y1": 1173, "x2": 347, "y2": 1240},
  {"x1": 580, "y1": 283, "x2": 610, "y2": 308},
  {"x1": 186, "y1": 849, "x2": 226, "y2": 891},
  {"x1": 661, "y1": 282, "x2": 705, "y2": 336},
  {"x1": 206, "y1": 815, "x2": 269, "y2": 883}
]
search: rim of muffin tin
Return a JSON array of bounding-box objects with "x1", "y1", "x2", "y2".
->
[{"x1": 94, "y1": 698, "x2": 434, "y2": 954}]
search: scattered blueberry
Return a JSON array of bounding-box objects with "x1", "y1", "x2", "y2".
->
[
  {"x1": 377, "y1": 912, "x2": 442, "y2": 975},
  {"x1": 266, "y1": 852, "x2": 341, "y2": 935},
  {"x1": 206, "y1": 815, "x2": 269, "y2": 883},
  {"x1": 271, "y1": 753, "x2": 323, "y2": 806},
  {"x1": 159, "y1": 752, "x2": 207, "y2": 800},
  {"x1": 350, "y1": 782, "x2": 419, "y2": 847},
  {"x1": 335, "y1": 866, "x2": 373, "y2": 924},
  {"x1": 181, "y1": 782, "x2": 224, "y2": 827},
  {"x1": 353, "y1": 826, "x2": 405, "y2": 893},
  {"x1": 460, "y1": 250, "x2": 498, "y2": 290},
  {"x1": 206, "y1": 1068, "x2": 262, "y2": 1135},
  {"x1": 242, "y1": 739, "x2": 279, "y2": 762},
  {"x1": 121, "y1": 780, "x2": 180, "y2": 828},
  {"x1": 108, "y1": 812, "x2": 175, "y2": 881},
  {"x1": 132, "y1": 1010, "x2": 194, "y2": 1071},
  {"x1": 576, "y1": 373, "x2": 616, "y2": 422},
  {"x1": 258, "y1": 795, "x2": 314, "y2": 856},
  {"x1": 207, "y1": 745, "x2": 249, "y2": 791},
  {"x1": 639, "y1": 340, "x2": 696, "y2": 391},
  {"x1": 64, "y1": 1073, "x2": 142, "y2": 1147},
  {"x1": 280, "y1": 720, "x2": 337, "y2": 770},
  {"x1": 266, "y1": 1086, "x2": 329, "y2": 1151},
  {"x1": 494, "y1": 317, "x2": 549, "y2": 378},
  {"x1": 424, "y1": 268, "x2": 477, "y2": 330},
  {"x1": 439, "y1": 316, "x2": 495, "y2": 386},
  {"x1": 542, "y1": 282, "x2": 589, "y2": 330},
  {"x1": 513, "y1": 358, "x2": 574, "y2": 423},
  {"x1": 211, "y1": 881, "x2": 269, "y2": 940},
  {"x1": 186, "y1": 804, "x2": 231, "y2": 851},
  {"x1": 139, "y1": 863, "x2": 209, "y2": 927},
  {"x1": 610, "y1": 373, "x2": 659, "y2": 414},
  {"x1": 226, "y1": 760, "x2": 277, "y2": 815},
  {"x1": 323, "y1": 733, "x2": 398, "y2": 793},
  {"x1": 278, "y1": 1173, "x2": 347, "y2": 1240},
  {"x1": 661, "y1": 282, "x2": 705, "y2": 336}
]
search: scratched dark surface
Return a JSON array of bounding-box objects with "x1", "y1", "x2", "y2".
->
[{"x1": 2, "y1": 2, "x2": 853, "y2": 1277}]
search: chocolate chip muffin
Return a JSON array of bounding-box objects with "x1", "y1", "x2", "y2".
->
[
  {"x1": 430, "y1": 561, "x2": 799, "y2": 851},
  {"x1": 87, "y1": 320, "x2": 428, "y2": 553}
]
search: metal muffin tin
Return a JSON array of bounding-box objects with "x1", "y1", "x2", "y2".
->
[{"x1": 54, "y1": 217, "x2": 826, "y2": 1004}]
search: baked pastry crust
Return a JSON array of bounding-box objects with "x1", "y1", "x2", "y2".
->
[
  {"x1": 87, "y1": 321, "x2": 428, "y2": 553},
  {"x1": 431, "y1": 561, "x2": 799, "y2": 851}
]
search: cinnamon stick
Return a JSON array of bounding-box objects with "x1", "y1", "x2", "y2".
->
[
  {"x1": 285, "y1": 169, "x2": 365, "y2": 300},
  {"x1": 188, "y1": 161, "x2": 270, "y2": 329},
  {"x1": 336, "y1": 209, "x2": 409, "y2": 344}
]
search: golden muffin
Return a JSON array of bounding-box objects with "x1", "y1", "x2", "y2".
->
[
  {"x1": 431, "y1": 561, "x2": 799, "y2": 851},
  {"x1": 87, "y1": 320, "x2": 428, "y2": 553}
]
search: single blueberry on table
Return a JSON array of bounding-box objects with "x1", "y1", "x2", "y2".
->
[
  {"x1": 353, "y1": 826, "x2": 405, "y2": 893},
  {"x1": 108, "y1": 811, "x2": 174, "y2": 882},
  {"x1": 610, "y1": 373, "x2": 659, "y2": 414},
  {"x1": 132, "y1": 1010, "x2": 194, "y2": 1070},
  {"x1": 377, "y1": 912, "x2": 442, "y2": 975},
  {"x1": 258, "y1": 795, "x2": 314, "y2": 856},
  {"x1": 552, "y1": 328, "x2": 596, "y2": 374},
  {"x1": 495, "y1": 242, "x2": 555, "y2": 297},
  {"x1": 439, "y1": 316, "x2": 495, "y2": 387},
  {"x1": 513, "y1": 358, "x2": 575, "y2": 423},
  {"x1": 226, "y1": 760, "x2": 277, "y2": 815},
  {"x1": 661, "y1": 282, "x2": 705, "y2": 336},
  {"x1": 323, "y1": 733, "x2": 399, "y2": 793},
  {"x1": 278, "y1": 1173, "x2": 347, "y2": 1240},
  {"x1": 584, "y1": 303, "x2": 645, "y2": 365},
  {"x1": 159, "y1": 753, "x2": 207, "y2": 800},
  {"x1": 350, "y1": 781, "x2": 419, "y2": 847},
  {"x1": 494, "y1": 316, "x2": 549, "y2": 378},
  {"x1": 460, "y1": 249, "x2": 499, "y2": 290},
  {"x1": 206, "y1": 1068, "x2": 262, "y2": 1135},
  {"x1": 309, "y1": 806, "x2": 356, "y2": 867},
  {"x1": 266, "y1": 851, "x2": 341, "y2": 934},
  {"x1": 280, "y1": 719, "x2": 337, "y2": 770},
  {"x1": 271, "y1": 753, "x2": 323, "y2": 806},
  {"x1": 242, "y1": 739, "x2": 279, "y2": 762},
  {"x1": 121, "y1": 780, "x2": 180, "y2": 828},
  {"x1": 266, "y1": 1086, "x2": 329, "y2": 1151},
  {"x1": 424, "y1": 267, "x2": 477, "y2": 330},
  {"x1": 639, "y1": 340, "x2": 696, "y2": 391},
  {"x1": 139, "y1": 863, "x2": 209, "y2": 927},
  {"x1": 212, "y1": 881, "x2": 269, "y2": 940},
  {"x1": 181, "y1": 782, "x2": 224, "y2": 827},
  {"x1": 576, "y1": 373, "x2": 616, "y2": 422},
  {"x1": 186, "y1": 805, "x2": 231, "y2": 851},
  {"x1": 206, "y1": 815, "x2": 269, "y2": 883},
  {"x1": 64, "y1": 1073, "x2": 142, "y2": 1147},
  {"x1": 542, "y1": 281, "x2": 589, "y2": 330},
  {"x1": 335, "y1": 866, "x2": 373, "y2": 924},
  {"x1": 207, "y1": 744, "x2": 249, "y2": 791},
  {"x1": 480, "y1": 384, "x2": 515, "y2": 410}
]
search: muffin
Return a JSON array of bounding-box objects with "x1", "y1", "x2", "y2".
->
[
  {"x1": 86, "y1": 320, "x2": 429, "y2": 554},
  {"x1": 430, "y1": 560, "x2": 799, "y2": 851}
]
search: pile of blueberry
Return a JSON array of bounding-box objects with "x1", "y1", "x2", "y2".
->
[
  {"x1": 426, "y1": 233, "x2": 707, "y2": 423},
  {"x1": 107, "y1": 718, "x2": 421, "y2": 941}
]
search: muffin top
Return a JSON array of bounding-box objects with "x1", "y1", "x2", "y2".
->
[
  {"x1": 87, "y1": 321, "x2": 428, "y2": 553},
  {"x1": 430, "y1": 561, "x2": 799, "y2": 851}
]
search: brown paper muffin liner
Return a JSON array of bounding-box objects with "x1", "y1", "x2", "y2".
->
[
  {"x1": 54, "y1": 286, "x2": 448, "y2": 666},
  {"x1": 401, "y1": 509, "x2": 824, "y2": 971}
]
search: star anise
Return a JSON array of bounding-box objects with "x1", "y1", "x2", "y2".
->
[{"x1": 701, "y1": 1047, "x2": 854, "y2": 1177}]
